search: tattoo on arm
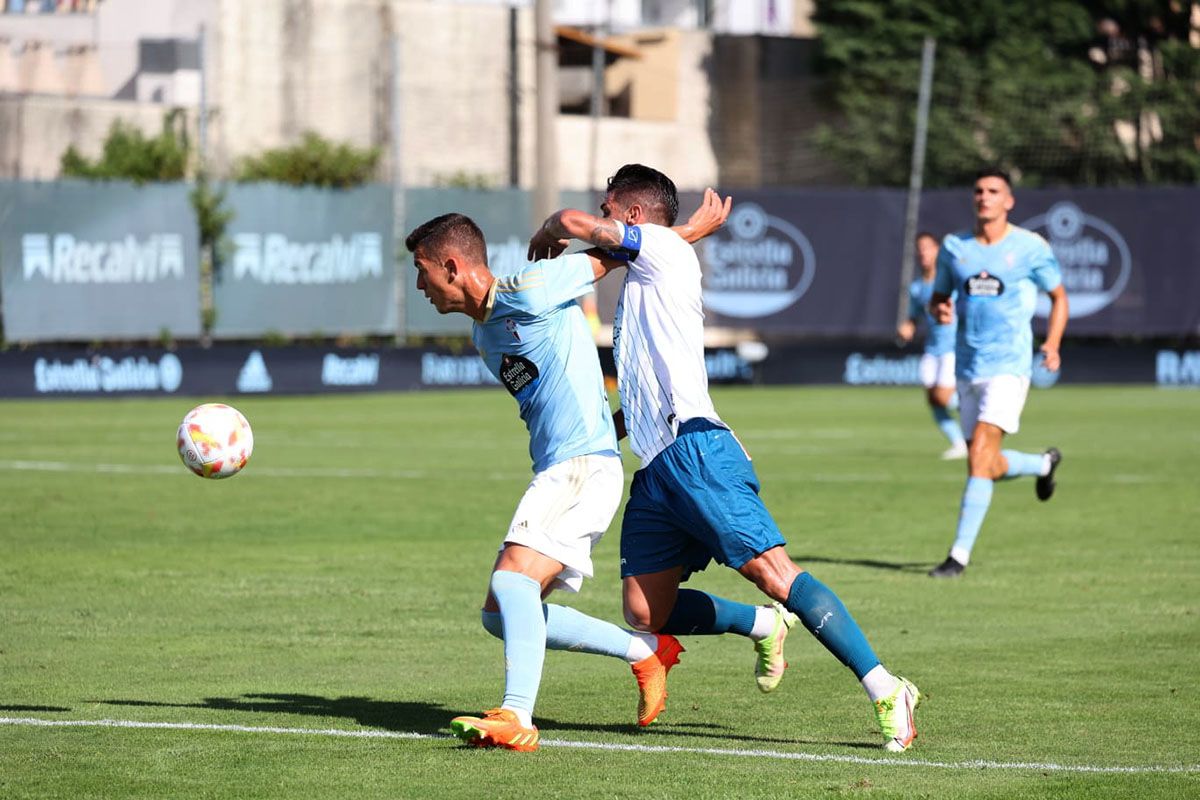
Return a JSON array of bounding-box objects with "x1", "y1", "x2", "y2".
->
[{"x1": 588, "y1": 219, "x2": 624, "y2": 249}]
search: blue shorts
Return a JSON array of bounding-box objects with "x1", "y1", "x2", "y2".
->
[{"x1": 619, "y1": 418, "x2": 787, "y2": 578}]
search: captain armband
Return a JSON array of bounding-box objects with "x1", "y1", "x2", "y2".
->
[{"x1": 604, "y1": 221, "x2": 643, "y2": 262}]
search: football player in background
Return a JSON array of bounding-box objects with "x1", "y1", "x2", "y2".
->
[{"x1": 926, "y1": 167, "x2": 1069, "y2": 579}]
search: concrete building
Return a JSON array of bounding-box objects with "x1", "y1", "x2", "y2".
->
[{"x1": 0, "y1": 0, "x2": 831, "y2": 188}]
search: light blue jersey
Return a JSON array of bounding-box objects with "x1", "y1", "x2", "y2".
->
[
  {"x1": 934, "y1": 225, "x2": 1062, "y2": 380},
  {"x1": 472, "y1": 253, "x2": 619, "y2": 473},
  {"x1": 907, "y1": 277, "x2": 956, "y2": 356}
]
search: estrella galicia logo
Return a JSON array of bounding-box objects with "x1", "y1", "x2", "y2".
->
[
  {"x1": 699, "y1": 203, "x2": 816, "y2": 318},
  {"x1": 1022, "y1": 202, "x2": 1131, "y2": 318},
  {"x1": 499, "y1": 354, "x2": 539, "y2": 401},
  {"x1": 965, "y1": 271, "x2": 1004, "y2": 297}
]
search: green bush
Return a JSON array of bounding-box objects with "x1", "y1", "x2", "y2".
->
[
  {"x1": 60, "y1": 113, "x2": 189, "y2": 184},
  {"x1": 234, "y1": 131, "x2": 381, "y2": 188}
]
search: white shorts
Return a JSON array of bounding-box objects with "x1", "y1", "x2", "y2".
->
[
  {"x1": 957, "y1": 375, "x2": 1031, "y2": 436},
  {"x1": 502, "y1": 453, "x2": 624, "y2": 594},
  {"x1": 919, "y1": 352, "x2": 956, "y2": 389}
]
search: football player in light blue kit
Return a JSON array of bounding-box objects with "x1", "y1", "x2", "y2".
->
[
  {"x1": 897, "y1": 231, "x2": 967, "y2": 459},
  {"x1": 927, "y1": 168, "x2": 1069, "y2": 578},
  {"x1": 405, "y1": 206, "x2": 767, "y2": 750}
]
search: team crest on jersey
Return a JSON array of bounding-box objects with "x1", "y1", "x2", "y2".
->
[
  {"x1": 505, "y1": 318, "x2": 521, "y2": 342},
  {"x1": 966, "y1": 271, "x2": 1005, "y2": 297},
  {"x1": 500, "y1": 354, "x2": 539, "y2": 400}
]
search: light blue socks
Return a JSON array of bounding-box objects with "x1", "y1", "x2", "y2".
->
[
  {"x1": 950, "y1": 476, "x2": 994, "y2": 564},
  {"x1": 482, "y1": 603, "x2": 636, "y2": 660},
  {"x1": 1000, "y1": 449, "x2": 1046, "y2": 481},
  {"x1": 489, "y1": 570, "x2": 545, "y2": 717}
]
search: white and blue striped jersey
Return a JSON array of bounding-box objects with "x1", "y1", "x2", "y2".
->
[
  {"x1": 473, "y1": 253, "x2": 619, "y2": 473},
  {"x1": 611, "y1": 222, "x2": 722, "y2": 467},
  {"x1": 907, "y1": 277, "x2": 956, "y2": 356},
  {"x1": 934, "y1": 225, "x2": 1063, "y2": 380}
]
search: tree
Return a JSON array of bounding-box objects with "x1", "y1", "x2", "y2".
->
[
  {"x1": 234, "y1": 131, "x2": 381, "y2": 188},
  {"x1": 812, "y1": 0, "x2": 1200, "y2": 186}
]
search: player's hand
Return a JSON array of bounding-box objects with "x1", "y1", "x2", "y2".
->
[
  {"x1": 676, "y1": 188, "x2": 732, "y2": 244},
  {"x1": 527, "y1": 226, "x2": 569, "y2": 261},
  {"x1": 896, "y1": 320, "x2": 915, "y2": 344},
  {"x1": 930, "y1": 298, "x2": 954, "y2": 324},
  {"x1": 1039, "y1": 344, "x2": 1061, "y2": 372}
]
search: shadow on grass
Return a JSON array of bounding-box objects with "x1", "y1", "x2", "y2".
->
[
  {"x1": 0, "y1": 704, "x2": 72, "y2": 712},
  {"x1": 98, "y1": 694, "x2": 466, "y2": 736},
  {"x1": 791, "y1": 554, "x2": 932, "y2": 574},
  {"x1": 98, "y1": 694, "x2": 877, "y2": 750}
]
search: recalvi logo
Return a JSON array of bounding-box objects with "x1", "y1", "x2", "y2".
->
[
  {"x1": 321, "y1": 353, "x2": 379, "y2": 387},
  {"x1": 232, "y1": 233, "x2": 383, "y2": 285},
  {"x1": 22, "y1": 233, "x2": 185, "y2": 284}
]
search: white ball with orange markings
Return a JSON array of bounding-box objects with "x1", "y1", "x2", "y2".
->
[{"x1": 177, "y1": 403, "x2": 254, "y2": 479}]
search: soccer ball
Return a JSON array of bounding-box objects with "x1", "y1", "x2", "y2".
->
[{"x1": 177, "y1": 403, "x2": 254, "y2": 479}]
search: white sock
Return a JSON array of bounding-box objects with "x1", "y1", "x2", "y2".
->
[
  {"x1": 501, "y1": 705, "x2": 534, "y2": 727},
  {"x1": 624, "y1": 632, "x2": 657, "y2": 663},
  {"x1": 949, "y1": 546, "x2": 972, "y2": 566},
  {"x1": 860, "y1": 664, "x2": 900, "y2": 702},
  {"x1": 748, "y1": 605, "x2": 778, "y2": 641},
  {"x1": 1040, "y1": 453, "x2": 1052, "y2": 476}
]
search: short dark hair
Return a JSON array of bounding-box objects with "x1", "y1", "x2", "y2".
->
[
  {"x1": 405, "y1": 213, "x2": 487, "y2": 265},
  {"x1": 605, "y1": 163, "x2": 679, "y2": 226},
  {"x1": 974, "y1": 166, "x2": 1012, "y2": 187},
  {"x1": 915, "y1": 230, "x2": 939, "y2": 244}
]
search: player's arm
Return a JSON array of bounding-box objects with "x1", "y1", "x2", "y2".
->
[
  {"x1": 528, "y1": 210, "x2": 627, "y2": 281},
  {"x1": 898, "y1": 290, "x2": 921, "y2": 342},
  {"x1": 612, "y1": 407, "x2": 627, "y2": 441},
  {"x1": 528, "y1": 189, "x2": 733, "y2": 281},
  {"x1": 929, "y1": 292, "x2": 954, "y2": 324},
  {"x1": 929, "y1": 244, "x2": 955, "y2": 324},
  {"x1": 1039, "y1": 284, "x2": 1069, "y2": 371},
  {"x1": 673, "y1": 187, "x2": 732, "y2": 244}
]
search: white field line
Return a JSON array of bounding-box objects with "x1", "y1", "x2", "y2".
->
[{"x1": 0, "y1": 717, "x2": 1195, "y2": 775}]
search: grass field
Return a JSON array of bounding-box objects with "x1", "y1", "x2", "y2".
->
[{"x1": 1, "y1": 385, "x2": 1197, "y2": 798}]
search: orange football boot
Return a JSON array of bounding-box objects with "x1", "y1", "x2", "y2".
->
[
  {"x1": 450, "y1": 708, "x2": 540, "y2": 752},
  {"x1": 630, "y1": 633, "x2": 685, "y2": 726}
]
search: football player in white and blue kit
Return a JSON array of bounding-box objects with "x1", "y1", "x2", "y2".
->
[
  {"x1": 529, "y1": 165, "x2": 922, "y2": 752},
  {"x1": 927, "y1": 168, "x2": 1069, "y2": 578},
  {"x1": 405, "y1": 213, "x2": 683, "y2": 751},
  {"x1": 897, "y1": 231, "x2": 967, "y2": 459}
]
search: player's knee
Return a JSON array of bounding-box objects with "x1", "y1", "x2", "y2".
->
[
  {"x1": 623, "y1": 603, "x2": 660, "y2": 632},
  {"x1": 757, "y1": 574, "x2": 794, "y2": 604},
  {"x1": 740, "y1": 547, "x2": 803, "y2": 601},
  {"x1": 739, "y1": 561, "x2": 795, "y2": 604}
]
